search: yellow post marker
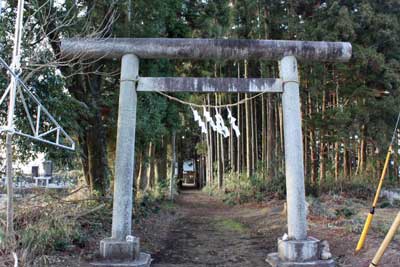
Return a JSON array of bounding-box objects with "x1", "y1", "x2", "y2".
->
[
  {"x1": 369, "y1": 212, "x2": 400, "y2": 267},
  {"x1": 355, "y1": 146, "x2": 392, "y2": 254},
  {"x1": 356, "y1": 213, "x2": 374, "y2": 253}
]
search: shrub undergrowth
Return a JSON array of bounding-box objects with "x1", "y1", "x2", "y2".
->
[
  {"x1": 0, "y1": 181, "x2": 171, "y2": 266},
  {"x1": 203, "y1": 170, "x2": 286, "y2": 205},
  {"x1": 203, "y1": 167, "x2": 400, "y2": 205}
]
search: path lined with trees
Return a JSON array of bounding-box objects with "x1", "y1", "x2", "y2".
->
[
  {"x1": 149, "y1": 191, "x2": 399, "y2": 267},
  {"x1": 153, "y1": 190, "x2": 278, "y2": 266},
  {"x1": 0, "y1": 1, "x2": 400, "y2": 266}
]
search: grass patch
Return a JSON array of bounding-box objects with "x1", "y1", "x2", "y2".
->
[
  {"x1": 0, "y1": 183, "x2": 173, "y2": 266},
  {"x1": 215, "y1": 218, "x2": 247, "y2": 233},
  {"x1": 161, "y1": 201, "x2": 175, "y2": 210}
]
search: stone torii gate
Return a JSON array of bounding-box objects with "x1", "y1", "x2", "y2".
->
[{"x1": 61, "y1": 38, "x2": 351, "y2": 267}]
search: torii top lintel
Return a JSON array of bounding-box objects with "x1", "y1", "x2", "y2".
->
[{"x1": 61, "y1": 38, "x2": 352, "y2": 62}]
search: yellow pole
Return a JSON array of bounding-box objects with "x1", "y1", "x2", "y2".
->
[
  {"x1": 369, "y1": 212, "x2": 400, "y2": 267},
  {"x1": 355, "y1": 145, "x2": 392, "y2": 253}
]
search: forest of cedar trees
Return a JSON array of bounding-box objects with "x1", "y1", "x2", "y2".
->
[
  {"x1": 1, "y1": 1, "x2": 400, "y2": 266},
  {"x1": 0, "y1": 0, "x2": 399, "y2": 197}
]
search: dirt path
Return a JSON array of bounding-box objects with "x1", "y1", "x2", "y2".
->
[
  {"x1": 151, "y1": 190, "x2": 284, "y2": 267},
  {"x1": 46, "y1": 190, "x2": 399, "y2": 267},
  {"x1": 149, "y1": 190, "x2": 400, "y2": 267}
]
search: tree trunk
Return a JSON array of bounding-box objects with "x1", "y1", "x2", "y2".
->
[
  {"x1": 261, "y1": 95, "x2": 266, "y2": 176},
  {"x1": 335, "y1": 141, "x2": 340, "y2": 181},
  {"x1": 245, "y1": 98, "x2": 251, "y2": 178},
  {"x1": 136, "y1": 151, "x2": 144, "y2": 190},
  {"x1": 304, "y1": 121, "x2": 309, "y2": 179},
  {"x1": 343, "y1": 143, "x2": 349, "y2": 179},
  {"x1": 236, "y1": 63, "x2": 241, "y2": 174},
  {"x1": 266, "y1": 95, "x2": 274, "y2": 180},
  {"x1": 237, "y1": 93, "x2": 242, "y2": 174},
  {"x1": 216, "y1": 110, "x2": 221, "y2": 186},
  {"x1": 245, "y1": 61, "x2": 252, "y2": 178},
  {"x1": 310, "y1": 130, "x2": 317, "y2": 185},
  {"x1": 334, "y1": 82, "x2": 340, "y2": 182},
  {"x1": 72, "y1": 71, "x2": 110, "y2": 196},
  {"x1": 146, "y1": 142, "x2": 155, "y2": 189},
  {"x1": 79, "y1": 135, "x2": 91, "y2": 189},
  {"x1": 355, "y1": 142, "x2": 361, "y2": 175},
  {"x1": 170, "y1": 131, "x2": 176, "y2": 200},
  {"x1": 218, "y1": 94, "x2": 224, "y2": 189},
  {"x1": 359, "y1": 125, "x2": 366, "y2": 174},
  {"x1": 139, "y1": 146, "x2": 150, "y2": 191},
  {"x1": 229, "y1": 99, "x2": 235, "y2": 172},
  {"x1": 251, "y1": 98, "x2": 256, "y2": 174},
  {"x1": 207, "y1": 94, "x2": 213, "y2": 185},
  {"x1": 140, "y1": 159, "x2": 148, "y2": 191},
  {"x1": 274, "y1": 100, "x2": 279, "y2": 177},
  {"x1": 198, "y1": 156, "x2": 203, "y2": 188},
  {"x1": 394, "y1": 146, "x2": 399, "y2": 184},
  {"x1": 319, "y1": 139, "x2": 326, "y2": 183},
  {"x1": 308, "y1": 92, "x2": 317, "y2": 185},
  {"x1": 219, "y1": 133, "x2": 224, "y2": 188},
  {"x1": 319, "y1": 90, "x2": 326, "y2": 183},
  {"x1": 278, "y1": 101, "x2": 284, "y2": 173},
  {"x1": 206, "y1": 125, "x2": 211, "y2": 185},
  {"x1": 349, "y1": 143, "x2": 354, "y2": 177},
  {"x1": 157, "y1": 137, "x2": 168, "y2": 183},
  {"x1": 86, "y1": 125, "x2": 109, "y2": 195}
]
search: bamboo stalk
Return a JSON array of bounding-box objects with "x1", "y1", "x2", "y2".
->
[
  {"x1": 355, "y1": 146, "x2": 393, "y2": 253},
  {"x1": 369, "y1": 212, "x2": 400, "y2": 267}
]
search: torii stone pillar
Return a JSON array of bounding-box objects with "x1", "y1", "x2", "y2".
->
[
  {"x1": 94, "y1": 54, "x2": 152, "y2": 266},
  {"x1": 61, "y1": 38, "x2": 351, "y2": 267},
  {"x1": 280, "y1": 56, "x2": 307, "y2": 240},
  {"x1": 265, "y1": 56, "x2": 336, "y2": 267}
]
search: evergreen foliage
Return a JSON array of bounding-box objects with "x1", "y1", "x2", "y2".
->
[{"x1": 0, "y1": 0, "x2": 399, "y2": 196}]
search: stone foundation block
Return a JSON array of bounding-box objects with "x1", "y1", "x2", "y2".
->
[
  {"x1": 99, "y1": 236, "x2": 140, "y2": 260},
  {"x1": 267, "y1": 253, "x2": 335, "y2": 267},
  {"x1": 91, "y1": 252, "x2": 152, "y2": 267},
  {"x1": 266, "y1": 236, "x2": 335, "y2": 267},
  {"x1": 278, "y1": 237, "x2": 320, "y2": 262}
]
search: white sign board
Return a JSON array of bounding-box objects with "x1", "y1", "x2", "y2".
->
[{"x1": 183, "y1": 160, "x2": 195, "y2": 172}]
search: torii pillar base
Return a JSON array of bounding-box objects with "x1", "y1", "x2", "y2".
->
[
  {"x1": 91, "y1": 237, "x2": 152, "y2": 267},
  {"x1": 91, "y1": 254, "x2": 151, "y2": 267},
  {"x1": 266, "y1": 237, "x2": 335, "y2": 267}
]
